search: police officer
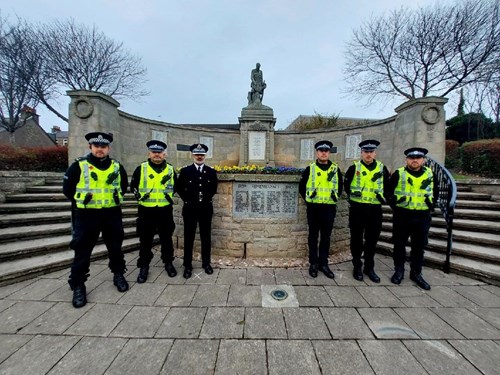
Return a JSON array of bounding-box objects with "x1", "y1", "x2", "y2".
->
[
  {"x1": 130, "y1": 140, "x2": 177, "y2": 283},
  {"x1": 63, "y1": 132, "x2": 129, "y2": 308},
  {"x1": 387, "y1": 147, "x2": 438, "y2": 290},
  {"x1": 344, "y1": 140, "x2": 390, "y2": 283},
  {"x1": 177, "y1": 144, "x2": 218, "y2": 279},
  {"x1": 299, "y1": 140, "x2": 343, "y2": 279}
]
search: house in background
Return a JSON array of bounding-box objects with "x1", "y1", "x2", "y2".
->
[
  {"x1": 48, "y1": 126, "x2": 69, "y2": 147},
  {"x1": 0, "y1": 107, "x2": 56, "y2": 147}
]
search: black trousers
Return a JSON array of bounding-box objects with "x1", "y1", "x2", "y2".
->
[
  {"x1": 392, "y1": 208, "x2": 432, "y2": 275},
  {"x1": 349, "y1": 202, "x2": 382, "y2": 270},
  {"x1": 182, "y1": 202, "x2": 213, "y2": 268},
  {"x1": 306, "y1": 203, "x2": 336, "y2": 266},
  {"x1": 69, "y1": 207, "x2": 125, "y2": 286},
  {"x1": 136, "y1": 205, "x2": 175, "y2": 268}
]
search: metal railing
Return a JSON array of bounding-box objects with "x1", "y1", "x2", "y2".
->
[{"x1": 425, "y1": 157, "x2": 457, "y2": 273}]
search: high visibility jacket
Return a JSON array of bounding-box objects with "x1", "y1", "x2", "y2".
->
[
  {"x1": 138, "y1": 162, "x2": 174, "y2": 207},
  {"x1": 74, "y1": 160, "x2": 122, "y2": 208},
  {"x1": 349, "y1": 160, "x2": 385, "y2": 205},
  {"x1": 305, "y1": 162, "x2": 339, "y2": 204},
  {"x1": 394, "y1": 166, "x2": 434, "y2": 210}
]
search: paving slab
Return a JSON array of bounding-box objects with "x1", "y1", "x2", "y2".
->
[
  {"x1": 104, "y1": 338, "x2": 173, "y2": 375},
  {"x1": 154, "y1": 284, "x2": 198, "y2": 306},
  {"x1": 162, "y1": 339, "x2": 218, "y2": 375},
  {"x1": 117, "y1": 283, "x2": 166, "y2": 306},
  {"x1": 356, "y1": 286, "x2": 405, "y2": 307},
  {"x1": 20, "y1": 302, "x2": 87, "y2": 335},
  {"x1": 301, "y1": 269, "x2": 338, "y2": 285},
  {"x1": 87, "y1": 281, "x2": 128, "y2": 304},
  {"x1": 432, "y1": 307, "x2": 500, "y2": 339},
  {"x1": 48, "y1": 336, "x2": 127, "y2": 375},
  {"x1": 321, "y1": 307, "x2": 374, "y2": 339},
  {"x1": 0, "y1": 301, "x2": 54, "y2": 333},
  {"x1": 358, "y1": 307, "x2": 419, "y2": 339},
  {"x1": 448, "y1": 340, "x2": 500, "y2": 375},
  {"x1": 227, "y1": 285, "x2": 261, "y2": 306},
  {"x1": 0, "y1": 299, "x2": 15, "y2": 313},
  {"x1": 450, "y1": 285, "x2": 500, "y2": 307},
  {"x1": 467, "y1": 307, "x2": 500, "y2": 330},
  {"x1": 200, "y1": 307, "x2": 244, "y2": 338},
  {"x1": 110, "y1": 305, "x2": 169, "y2": 338},
  {"x1": 0, "y1": 279, "x2": 36, "y2": 299},
  {"x1": 283, "y1": 307, "x2": 331, "y2": 339},
  {"x1": 215, "y1": 339, "x2": 267, "y2": 375},
  {"x1": 293, "y1": 285, "x2": 334, "y2": 306},
  {"x1": 156, "y1": 307, "x2": 206, "y2": 338},
  {"x1": 267, "y1": 340, "x2": 321, "y2": 375},
  {"x1": 244, "y1": 307, "x2": 287, "y2": 339},
  {"x1": 481, "y1": 284, "x2": 500, "y2": 297},
  {"x1": 5, "y1": 278, "x2": 66, "y2": 301},
  {"x1": 184, "y1": 268, "x2": 219, "y2": 284},
  {"x1": 0, "y1": 334, "x2": 80, "y2": 375},
  {"x1": 403, "y1": 340, "x2": 483, "y2": 375},
  {"x1": 216, "y1": 268, "x2": 247, "y2": 284},
  {"x1": 324, "y1": 286, "x2": 369, "y2": 307},
  {"x1": 426, "y1": 286, "x2": 478, "y2": 307},
  {"x1": 261, "y1": 285, "x2": 299, "y2": 308},
  {"x1": 0, "y1": 333, "x2": 33, "y2": 363},
  {"x1": 312, "y1": 340, "x2": 375, "y2": 375},
  {"x1": 246, "y1": 268, "x2": 276, "y2": 285},
  {"x1": 274, "y1": 268, "x2": 307, "y2": 285},
  {"x1": 64, "y1": 303, "x2": 132, "y2": 337},
  {"x1": 333, "y1": 270, "x2": 364, "y2": 286},
  {"x1": 394, "y1": 307, "x2": 464, "y2": 339},
  {"x1": 190, "y1": 284, "x2": 229, "y2": 306}
]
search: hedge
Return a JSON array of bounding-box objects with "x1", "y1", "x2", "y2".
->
[
  {"x1": 0, "y1": 144, "x2": 68, "y2": 172},
  {"x1": 460, "y1": 139, "x2": 500, "y2": 178}
]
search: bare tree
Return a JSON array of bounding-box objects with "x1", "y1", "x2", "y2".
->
[
  {"x1": 30, "y1": 19, "x2": 149, "y2": 122},
  {"x1": 0, "y1": 17, "x2": 40, "y2": 143},
  {"x1": 343, "y1": 0, "x2": 500, "y2": 105}
]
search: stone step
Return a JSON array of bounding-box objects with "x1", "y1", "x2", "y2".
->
[
  {"x1": 0, "y1": 237, "x2": 142, "y2": 286},
  {"x1": 456, "y1": 191, "x2": 492, "y2": 200},
  {"x1": 0, "y1": 200, "x2": 137, "y2": 214},
  {"x1": 25, "y1": 186, "x2": 64, "y2": 193},
  {"x1": 379, "y1": 231, "x2": 500, "y2": 264},
  {"x1": 455, "y1": 200, "x2": 500, "y2": 209},
  {"x1": 0, "y1": 226, "x2": 139, "y2": 261},
  {"x1": 381, "y1": 222, "x2": 500, "y2": 247},
  {"x1": 382, "y1": 214, "x2": 499, "y2": 233},
  {"x1": 456, "y1": 185, "x2": 472, "y2": 192},
  {"x1": 0, "y1": 217, "x2": 137, "y2": 243},
  {"x1": 0, "y1": 207, "x2": 138, "y2": 228},
  {"x1": 377, "y1": 241, "x2": 500, "y2": 285}
]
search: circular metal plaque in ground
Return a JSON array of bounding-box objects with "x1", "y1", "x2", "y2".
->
[{"x1": 270, "y1": 289, "x2": 288, "y2": 301}]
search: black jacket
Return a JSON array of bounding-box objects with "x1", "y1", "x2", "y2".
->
[{"x1": 177, "y1": 164, "x2": 218, "y2": 205}]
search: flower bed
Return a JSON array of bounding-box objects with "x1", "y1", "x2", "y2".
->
[{"x1": 213, "y1": 165, "x2": 304, "y2": 175}]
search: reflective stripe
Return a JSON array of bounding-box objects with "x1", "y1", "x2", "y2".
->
[
  {"x1": 394, "y1": 167, "x2": 433, "y2": 210},
  {"x1": 305, "y1": 162, "x2": 339, "y2": 204},
  {"x1": 349, "y1": 161, "x2": 385, "y2": 204},
  {"x1": 138, "y1": 162, "x2": 175, "y2": 207}
]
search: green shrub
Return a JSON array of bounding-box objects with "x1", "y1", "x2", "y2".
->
[
  {"x1": 0, "y1": 144, "x2": 68, "y2": 172},
  {"x1": 460, "y1": 139, "x2": 500, "y2": 178},
  {"x1": 445, "y1": 140, "x2": 461, "y2": 169}
]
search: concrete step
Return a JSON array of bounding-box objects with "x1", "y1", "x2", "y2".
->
[
  {"x1": 456, "y1": 191, "x2": 492, "y2": 200},
  {"x1": 0, "y1": 200, "x2": 138, "y2": 214},
  {"x1": 0, "y1": 225, "x2": 139, "y2": 261},
  {"x1": 382, "y1": 214, "x2": 499, "y2": 233},
  {"x1": 0, "y1": 237, "x2": 142, "y2": 286},
  {"x1": 0, "y1": 207, "x2": 138, "y2": 228},
  {"x1": 455, "y1": 200, "x2": 500, "y2": 209},
  {"x1": 381, "y1": 222, "x2": 500, "y2": 247},
  {"x1": 456, "y1": 185, "x2": 472, "y2": 192},
  {"x1": 25, "y1": 186, "x2": 64, "y2": 193},
  {"x1": 0, "y1": 217, "x2": 137, "y2": 243},
  {"x1": 377, "y1": 241, "x2": 500, "y2": 286}
]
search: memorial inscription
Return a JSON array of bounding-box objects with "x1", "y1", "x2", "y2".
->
[{"x1": 233, "y1": 182, "x2": 298, "y2": 218}]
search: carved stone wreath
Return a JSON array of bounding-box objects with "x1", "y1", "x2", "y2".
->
[
  {"x1": 421, "y1": 104, "x2": 441, "y2": 125},
  {"x1": 74, "y1": 97, "x2": 94, "y2": 119}
]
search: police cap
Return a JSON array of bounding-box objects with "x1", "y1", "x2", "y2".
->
[
  {"x1": 314, "y1": 140, "x2": 333, "y2": 151},
  {"x1": 404, "y1": 147, "x2": 428, "y2": 158},
  {"x1": 359, "y1": 139, "x2": 380, "y2": 151},
  {"x1": 190, "y1": 143, "x2": 208, "y2": 155},
  {"x1": 85, "y1": 132, "x2": 113, "y2": 145},
  {"x1": 146, "y1": 140, "x2": 167, "y2": 152}
]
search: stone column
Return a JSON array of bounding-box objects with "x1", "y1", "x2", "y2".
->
[
  {"x1": 67, "y1": 90, "x2": 122, "y2": 163},
  {"x1": 238, "y1": 104, "x2": 276, "y2": 166},
  {"x1": 392, "y1": 96, "x2": 448, "y2": 168}
]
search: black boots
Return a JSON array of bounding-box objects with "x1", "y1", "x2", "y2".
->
[
  {"x1": 309, "y1": 264, "x2": 318, "y2": 278},
  {"x1": 183, "y1": 267, "x2": 193, "y2": 279},
  {"x1": 353, "y1": 267, "x2": 363, "y2": 281},
  {"x1": 364, "y1": 269, "x2": 381, "y2": 283},
  {"x1": 113, "y1": 273, "x2": 129, "y2": 292},
  {"x1": 203, "y1": 264, "x2": 213, "y2": 275},
  {"x1": 165, "y1": 263, "x2": 177, "y2": 277},
  {"x1": 391, "y1": 270, "x2": 404, "y2": 285},
  {"x1": 319, "y1": 264, "x2": 335, "y2": 279},
  {"x1": 72, "y1": 284, "x2": 87, "y2": 308},
  {"x1": 137, "y1": 266, "x2": 149, "y2": 283},
  {"x1": 410, "y1": 273, "x2": 431, "y2": 290}
]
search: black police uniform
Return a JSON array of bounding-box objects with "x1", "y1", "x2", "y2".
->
[
  {"x1": 130, "y1": 159, "x2": 177, "y2": 269},
  {"x1": 177, "y1": 160, "x2": 218, "y2": 270},
  {"x1": 344, "y1": 145, "x2": 390, "y2": 279},
  {"x1": 63, "y1": 152, "x2": 128, "y2": 288},
  {"x1": 299, "y1": 159, "x2": 343, "y2": 272}
]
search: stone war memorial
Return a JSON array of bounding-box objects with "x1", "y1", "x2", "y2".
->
[{"x1": 67, "y1": 63, "x2": 447, "y2": 260}]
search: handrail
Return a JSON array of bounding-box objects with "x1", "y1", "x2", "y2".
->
[{"x1": 425, "y1": 157, "x2": 457, "y2": 273}]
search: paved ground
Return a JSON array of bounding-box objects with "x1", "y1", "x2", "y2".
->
[{"x1": 0, "y1": 253, "x2": 499, "y2": 375}]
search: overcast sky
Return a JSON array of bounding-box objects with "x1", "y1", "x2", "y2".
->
[{"x1": 1, "y1": 0, "x2": 446, "y2": 131}]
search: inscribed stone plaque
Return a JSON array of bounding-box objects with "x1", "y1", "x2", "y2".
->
[
  {"x1": 345, "y1": 134, "x2": 362, "y2": 159},
  {"x1": 248, "y1": 131, "x2": 266, "y2": 160},
  {"x1": 199, "y1": 136, "x2": 213, "y2": 158},
  {"x1": 233, "y1": 182, "x2": 298, "y2": 218},
  {"x1": 300, "y1": 139, "x2": 315, "y2": 160}
]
